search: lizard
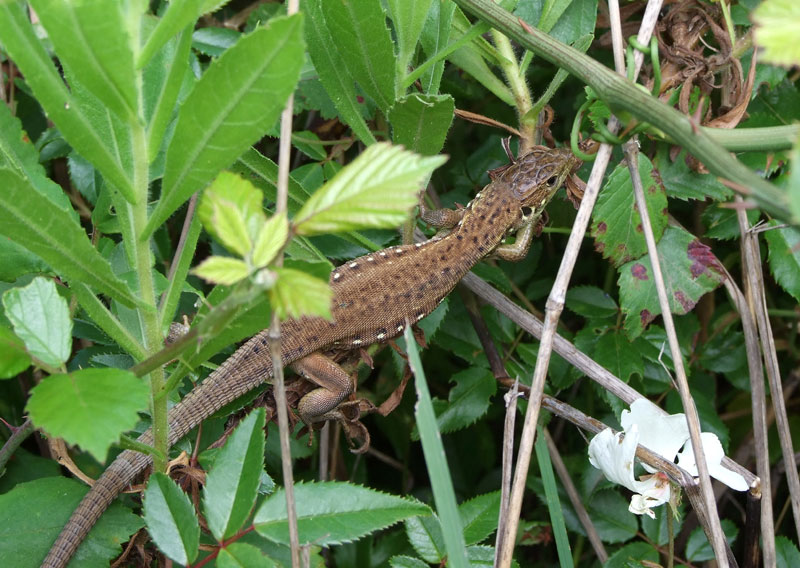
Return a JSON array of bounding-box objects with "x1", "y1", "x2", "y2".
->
[{"x1": 42, "y1": 145, "x2": 579, "y2": 568}]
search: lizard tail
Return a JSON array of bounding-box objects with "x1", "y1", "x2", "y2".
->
[{"x1": 42, "y1": 331, "x2": 275, "y2": 567}]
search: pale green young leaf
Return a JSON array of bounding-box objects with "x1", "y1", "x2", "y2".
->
[
  {"x1": 321, "y1": 0, "x2": 396, "y2": 113},
  {"x1": 304, "y1": 0, "x2": 376, "y2": 146},
  {"x1": 192, "y1": 256, "x2": 250, "y2": 286},
  {"x1": 2, "y1": 277, "x2": 71, "y2": 368},
  {"x1": 269, "y1": 268, "x2": 332, "y2": 321},
  {"x1": 30, "y1": 0, "x2": 140, "y2": 121},
  {"x1": 145, "y1": 14, "x2": 304, "y2": 237},
  {"x1": 0, "y1": 168, "x2": 142, "y2": 309},
  {"x1": 204, "y1": 409, "x2": 266, "y2": 541},
  {"x1": 208, "y1": 198, "x2": 252, "y2": 257},
  {"x1": 753, "y1": 0, "x2": 800, "y2": 68},
  {"x1": 138, "y1": 0, "x2": 205, "y2": 69},
  {"x1": 0, "y1": 326, "x2": 32, "y2": 379},
  {"x1": 253, "y1": 213, "x2": 289, "y2": 268},
  {"x1": 254, "y1": 481, "x2": 430, "y2": 546},
  {"x1": 143, "y1": 473, "x2": 200, "y2": 566},
  {"x1": 26, "y1": 368, "x2": 149, "y2": 462},
  {"x1": 293, "y1": 143, "x2": 446, "y2": 235},
  {"x1": 199, "y1": 171, "x2": 267, "y2": 240},
  {"x1": 0, "y1": 3, "x2": 135, "y2": 201},
  {"x1": 217, "y1": 542, "x2": 277, "y2": 568}
]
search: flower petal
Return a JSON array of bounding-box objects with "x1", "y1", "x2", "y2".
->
[
  {"x1": 677, "y1": 432, "x2": 749, "y2": 491},
  {"x1": 621, "y1": 398, "x2": 689, "y2": 472}
]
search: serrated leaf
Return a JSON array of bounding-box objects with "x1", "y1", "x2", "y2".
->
[
  {"x1": 144, "y1": 472, "x2": 200, "y2": 565},
  {"x1": 433, "y1": 368, "x2": 495, "y2": 434},
  {"x1": 26, "y1": 368, "x2": 149, "y2": 462},
  {"x1": 269, "y1": 267, "x2": 332, "y2": 320},
  {"x1": 390, "y1": 556, "x2": 429, "y2": 568},
  {"x1": 0, "y1": 4, "x2": 135, "y2": 201},
  {"x1": 217, "y1": 542, "x2": 276, "y2": 568},
  {"x1": 565, "y1": 285, "x2": 618, "y2": 319},
  {"x1": 387, "y1": 0, "x2": 434, "y2": 74},
  {"x1": 2, "y1": 277, "x2": 71, "y2": 367},
  {"x1": 586, "y1": 490, "x2": 638, "y2": 543},
  {"x1": 204, "y1": 409, "x2": 266, "y2": 541},
  {"x1": 686, "y1": 519, "x2": 738, "y2": 562},
  {"x1": 591, "y1": 156, "x2": 667, "y2": 266},
  {"x1": 294, "y1": 143, "x2": 446, "y2": 235},
  {"x1": 31, "y1": 0, "x2": 139, "y2": 121},
  {"x1": 459, "y1": 491, "x2": 500, "y2": 546},
  {"x1": 777, "y1": 535, "x2": 800, "y2": 568},
  {"x1": 0, "y1": 168, "x2": 142, "y2": 308},
  {"x1": 145, "y1": 14, "x2": 304, "y2": 237},
  {"x1": 388, "y1": 94, "x2": 454, "y2": 156},
  {"x1": 321, "y1": 0, "x2": 396, "y2": 114},
  {"x1": 753, "y1": 0, "x2": 800, "y2": 68},
  {"x1": 603, "y1": 542, "x2": 659, "y2": 568},
  {"x1": 304, "y1": 0, "x2": 376, "y2": 145},
  {"x1": 192, "y1": 256, "x2": 250, "y2": 286},
  {"x1": 1, "y1": 477, "x2": 143, "y2": 568},
  {"x1": 0, "y1": 325, "x2": 32, "y2": 378},
  {"x1": 253, "y1": 213, "x2": 289, "y2": 268},
  {"x1": 618, "y1": 226, "x2": 725, "y2": 338},
  {"x1": 254, "y1": 481, "x2": 430, "y2": 546},
  {"x1": 592, "y1": 331, "x2": 644, "y2": 383},
  {"x1": 139, "y1": 0, "x2": 204, "y2": 69},
  {"x1": 764, "y1": 221, "x2": 800, "y2": 303},
  {"x1": 404, "y1": 514, "x2": 444, "y2": 563},
  {"x1": 657, "y1": 150, "x2": 732, "y2": 201}
]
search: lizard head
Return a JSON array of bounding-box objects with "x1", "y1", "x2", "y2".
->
[{"x1": 489, "y1": 146, "x2": 578, "y2": 223}]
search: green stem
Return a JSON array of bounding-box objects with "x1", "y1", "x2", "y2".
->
[
  {"x1": 131, "y1": 121, "x2": 167, "y2": 473},
  {"x1": 452, "y1": 0, "x2": 793, "y2": 222},
  {"x1": 119, "y1": 433, "x2": 166, "y2": 463},
  {"x1": 701, "y1": 125, "x2": 800, "y2": 152},
  {"x1": 491, "y1": 30, "x2": 536, "y2": 145}
]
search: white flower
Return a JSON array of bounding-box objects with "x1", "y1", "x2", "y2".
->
[
  {"x1": 588, "y1": 399, "x2": 748, "y2": 518},
  {"x1": 588, "y1": 425, "x2": 671, "y2": 519},
  {"x1": 677, "y1": 432, "x2": 749, "y2": 491}
]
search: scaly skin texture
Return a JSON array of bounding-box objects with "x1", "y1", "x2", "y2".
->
[{"x1": 42, "y1": 146, "x2": 577, "y2": 568}]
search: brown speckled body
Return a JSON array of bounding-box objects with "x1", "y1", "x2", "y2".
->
[{"x1": 43, "y1": 146, "x2": 576, "y2": 568}]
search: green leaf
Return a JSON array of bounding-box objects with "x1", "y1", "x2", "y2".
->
[
  {"x1": 321, "y1": 0, "x2": 396, "y2": 113},
  {"x1": 253, "y1": 213, "x2": 289, "y2": 268},
  {"x1": 404, "y1": 514, "x2": 444, "y2": 563},
  {"x1": 565, "y1": 285, "x2": 618, "y2": 319},
  {"x1": 618, "y1": 226, "x2": 725, "y2": 338},
  {"x1": 603, "y1": 542, "x2": 659, "y2": 568},
  {"x1": 586, "y1": 490, "x2": 638, "y2": 543},
  {"x1": 2, "y1": 277, "x2": 71, "y2": 368},
  {"x1": 0, "y1": 168, "x2": 142, "y2": 309},
  {"x1": 403, "y1": 326, "x2": 469, "y2": 568},
  {"x1": 217, "y1": 542, "x2": 277, "y2": 568},
  {"x1": 0, "y1": 325, "x2": 32, "y2": 379},
  {"x1": 417, "y1": 0, "x2": 455, "y2": 94},
  {"x1": 0, "y1": 3, "x2": 135, "y2": 201},
  {"x1": 31, "y1": 0, "x2": 139, "y2": 121},
  {"x1": 753, "y1": 0, "x2": 800, "y2": 68},
  {"x1": 390, "y1": 556, "x2": 429, "y2": 568},
  {"x1": 458, "y1": 491, "x2": 500, "y2": 546},
  {"x1": 777, "y1": 535, "x2": 800, "y2": 568},
  {"x1": 764, "y1": 221, "x2": 800, "y2": 303},
  {"x1": 294, "y1": 143, "x2": 446, "y2": 235},
  {"x1": 270, "y1": 267, "x2": 332, "y2": 320},
  {"x1": 198, "y1": 181, "x2": 256, "y2": 257},
  {"x1": 686, "y1": 519, "x2": 738, "y2": 562},
  {"x1": 1, "y1": 477, "x2": 143, "y2": 568},
  {"x1": 657, "y1": 150, "x2": 732, "y2": 201},
  {"x1": 145, "y1": 14, "x2": 304, "y2": 237},
  {"x1": 593, "y1": 331, "x2": 644, "y2": 383},
  {"x1": 389, "y1": 94, "x2": 454, "y2": 156},
  {"x1": 254, "y1": 481, "x2": 430, "y2": 546},
  {"x1": 191, "y1": 26, "x2": 242, "y2": 56},
  {"x1": 192, "y1": 256, "x2": 251, "y2": 286},
  {"x1": 591, "y1": 155, "x2": 668, "y2": 267},
  {"x1": 303, "y1": 0, "x2": 376, "y2": 145},
  {"x1": 143, "y1": 472, "x2": 200, "y2": 565},
  {"x1": 387, "y1": 0, "x2": 434, "y2": 74},
  {"x1": 26, "y1": 368, "x2": 149, "y2": 462},
  {"x1": 432, "y1": 367, "x2": 496, "y2": 435},
  {"x1": 138, "y1": 0, "x2": 204, "y2": 69},
  {"x1": 204, "y1": 409, "x2": 266, "y2": 541},
  {"x1": 534, "y1": 427, "x2": 572, "y2": 568}
]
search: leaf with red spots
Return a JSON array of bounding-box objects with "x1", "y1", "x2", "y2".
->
[
  {"x1": 590, "y1": 155, "x2": 667, "y2": 267},
  {"x1": 619, "y1": 226, "x2": 725, "y2": 338}
]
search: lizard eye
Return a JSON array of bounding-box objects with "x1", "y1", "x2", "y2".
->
[
  {"x1": 546, "y1": 176, "x2": 558, "y2": 187},
  {"x1": 521, "y1": 206, "x2": 532, "y2": 217}
]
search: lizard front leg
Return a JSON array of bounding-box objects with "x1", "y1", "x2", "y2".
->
[{"x1": 490, "y1": 218, "x2": 540, "y2": 262}]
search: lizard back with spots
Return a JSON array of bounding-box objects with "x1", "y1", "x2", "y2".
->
[{"x1": 42, "y1": 146, "x2": 577, "y2": 568}]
